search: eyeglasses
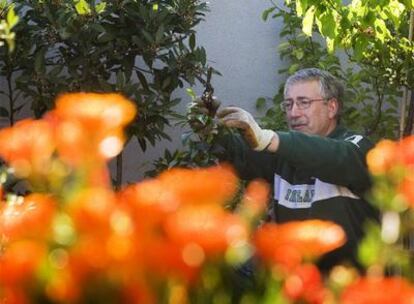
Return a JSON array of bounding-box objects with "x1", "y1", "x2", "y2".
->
[{"x1": 279, "y1": 97, "x2": 329, "y2": 112}]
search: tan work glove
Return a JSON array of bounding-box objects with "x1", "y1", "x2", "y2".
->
[{"x1": 217, "y1": 106, "x2": 274, "y2": 151}]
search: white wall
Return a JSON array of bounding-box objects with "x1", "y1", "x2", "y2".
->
[{"x1": 120, "y1": 0, "x2": 287, "y2": 183}]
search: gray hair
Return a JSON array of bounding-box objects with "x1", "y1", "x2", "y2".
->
[{"x1": 284, "y1": 68, "x2": 344, "y2": 120}]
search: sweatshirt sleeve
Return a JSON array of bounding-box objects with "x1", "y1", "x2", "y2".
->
[
  {"x1": 214, "y1": 132, "x2": 277, "y2": 183},
  {"x1": 276, "y1": 130, "x2": 373, "y2": 194}
]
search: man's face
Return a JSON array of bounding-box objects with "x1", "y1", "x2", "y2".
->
[{"x1": 283, "y1": 80, "x2": 338, "y2": 136}]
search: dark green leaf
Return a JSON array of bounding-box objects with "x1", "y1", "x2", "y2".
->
[
  {"x1": 136, "y1": 71, "x2": 150, "y2": 92},
  {"x1": 155, "y1": 24, "x2": 165, "y2": 43},
  {"x1": 138, "y1": 137, "x2": 147, "y2": 151},
  {"x1": 0, "y1": 106, "x2": 9, "y2": 117},
  {"x1": 142, "y1": 30, "x2": 154, "y2": 43},
  {"x1": 262, "y1": 7, "x2": 276, "y2": 21},
  {"x1": 97, "y1": 32, "x2": 114, "y2": 43},
  {"x1": 34, "y1": 48, "x2": 47, "y2": 74},
  {"x1": 189, "y1": 33, "x2": 196, "y2": 50},
  {"x1": 116, "y1": 71, "x2": 125, "y2": 88},
  {"x1": 90, "y1": 24, "x2": 106, "y2": 33}
]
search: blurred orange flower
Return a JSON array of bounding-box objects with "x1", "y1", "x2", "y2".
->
[
  {"x1": 0, "y1": 119, "x2": 55, "y2": 178},
  {"x1": 45, "y1": 270, "x2": 81, "y2": 303},
  {"x1": 121, "y1": 280, "x2": 156, "y2": 304},
  {"x1": 340, "y1": 276, "x2": 414, "y2": 304},
  {"x1": 254, "y1": 220, "x2": 346, "y2": 270},
  {"x1": 0, "y1": 240, "x2": 47, "y2": 286},
  {"x1": 118, "y1": 178, "x2": 180, "y2": 227},
  {"x1": 238, "y1": 179, "x2": 270, "y2": 220},
  {"x1": 164, "y1": 205, "x2": 248, "y2": 257},
  {"x1": 399, "y1": 174, "x2": 414, "y2": 208},
  {"x1": 0, "y1": 193, "x2": 56, "y2": 241},
  {"x1": 67, "y1": 188, "x2": 118, "y2": 235},
  {"x1": 367, "y1": 136, "x2": 414, "y2": 176},
  {"x1": 143, "y1": 239, "x2": 200, "y2": 283},
  {"x1": 283, "y1": 263, "x2": 328, "y2": 304},
  {"x1": 1, "y1": 286, "x2": 30, "y2": 304},
  {"x1": 398, "y1": 135, "x2": 414, "y2": 166},
  {"x1": 366, "y1": 139, "x2": 398, "y2": 175},
  {"x1": 157, "y1": 164, "x2": 238, "y2": 206},
  {"x1": 54, "y1": 92, "x2": 136, "y2": 130},
  {"x1": 48, "y1": 92, "x2": 136, "y2": 166}
]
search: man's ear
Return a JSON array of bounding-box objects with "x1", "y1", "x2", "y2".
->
[{"x1": 327, "y1": 98, "x2": 339, "y2": 119}]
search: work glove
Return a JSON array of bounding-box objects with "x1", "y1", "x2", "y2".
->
[{"x1": 217, "y1": 106, "x2": 274, "y2": 151}]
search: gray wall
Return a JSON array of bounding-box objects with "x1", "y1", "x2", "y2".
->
[{"x1": 120, "y1": 0, "x2": 287, "y2": 183}]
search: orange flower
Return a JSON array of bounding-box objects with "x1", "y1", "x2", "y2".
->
[
  {"x1": 118, "y1": 178, "x2": 180, "y2": 231},
  {"x1": 399, "y1": 174, "x2": 414, "y2": 208},
  {"x1": 70, "y1": 235, "x2": 112, "y2": 272},
  {"x1": 366, "y1": 139, "x2": 398, "y2": 175},
  {"x1": 121, "y1": 280, "x2": 156, "y2": 304},
  {"x1": 283, "y1": 263, "x2": 328, "y2": 304},
  {"x1": 45, "y1": 270, "x2": 81, "y2": 303},
  {"x1": 0, "y1": 119, "x2": 55, "y2": 178},
  {"x1": 0, "y1": 240, "x2": 46, "y2": 286},
  {"x1": 67, "y1": 188, "x2": 117, "y2": 234},
  {"x1": 51, "y1": 116, "x2": 125, "y2": 164},
  {"x1": 49, "y1": 92, "x2": 136, "y2": 165},
  {"x1": 164, "y1": 205, "x2": 248, "y2": 257},
  {"x1": 239, "y1": 179, "x2": 270, "y2": 220},
  {"x1": 143, "y1": 239, "x2": 200, "y2": 283},
  {"x1": 398, "y1": 135, "x2": 414, "y2": 166},
  {"x1": 54, "y1": 92, "x2": 136, "y2": 130},
  {"x1": 157, "y1": 164, "x2": 238, "y2": 206},
  {"x1": 0, "y1": 193, "x2": 56, "y2": 241},
  {"x1": 254, "y1": 220, "x2": 346, "y2": 270},
  {"x1": 1, "y1": 286, "x2": 30, "y2": 304},
  {"x1": 340, "y1": 276, "x2": 414, "y2": 304}
]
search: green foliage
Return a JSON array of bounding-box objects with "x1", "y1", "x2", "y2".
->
[
  {"x1": 0, "y1": 3, "x2": 18, "y2": 51},
  {"x1": 147, "y1": 104, "x2": 229, "y2": 176},
  {"x1": 258, "y1": 1, "x2": 402, "y2": 141},
  {"x1": 294, "y1": 0, "x2": 414, "y2": 91},
  {"x1": 0, "y1": 0, "x2": 210, "y2": 152}
]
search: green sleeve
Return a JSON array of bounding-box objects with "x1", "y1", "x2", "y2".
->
[
  {"x1": 276, "y1": 130, "x2": 373, "y2": 194},
  {"x1": 214, "y1": 132, "x2": 277, "y2": 183}
]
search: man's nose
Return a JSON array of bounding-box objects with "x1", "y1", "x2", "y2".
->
[{"x1": 289, "y1": 102, "x2": 302, "y2": 117}]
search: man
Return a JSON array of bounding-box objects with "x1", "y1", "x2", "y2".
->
[{"x1": 191, "y1": 68, "x2": 379, "y2": 271}]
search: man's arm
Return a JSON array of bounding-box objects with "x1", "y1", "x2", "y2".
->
[
  {"x1": 217, "y1": 106, "x2": 372, "y2": 194},
  {"x1": 214, "y1": 132, "x2": 277, "y2": 183}
]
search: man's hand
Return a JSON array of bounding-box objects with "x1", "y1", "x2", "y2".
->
[{"x1": 217, "y1": 106, "x2": 275, "y2": 151}]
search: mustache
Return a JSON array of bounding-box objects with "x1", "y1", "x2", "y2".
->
[{"x1": 288, "y1": 119, "x2": 307, "y2": 126}]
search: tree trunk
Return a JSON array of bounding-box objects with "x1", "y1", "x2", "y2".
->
[
  {"x1": 115, "y1": 152, "x2": 123, "y2": 190},
  {"x1": 403, "y1": 91, "x2": 414, "y2": 136}
]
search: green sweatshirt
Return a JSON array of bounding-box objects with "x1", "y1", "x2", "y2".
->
[{"x1": 217, "y1": 125, "x2": 379, "y2": 271}]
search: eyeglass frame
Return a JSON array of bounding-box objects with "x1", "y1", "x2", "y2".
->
[{"x1": 279, "y1": 97, "x2": 332, "y2": 113}]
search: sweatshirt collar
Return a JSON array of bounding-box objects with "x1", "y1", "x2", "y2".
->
[{"x1": 327, "y1": 125, "x2": 346, "y2": 138}]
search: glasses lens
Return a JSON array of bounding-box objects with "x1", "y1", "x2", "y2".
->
[
  {"x1": 280, "y1": 101, "x2": 292, "y2": 112},
  {"x1": 297, "y1": 99, "x2": 311, "y2": 109}
]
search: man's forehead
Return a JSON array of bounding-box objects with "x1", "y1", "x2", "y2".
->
[{"x1": 285, "y1": 80, "x2": 321, "y2": 97}]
